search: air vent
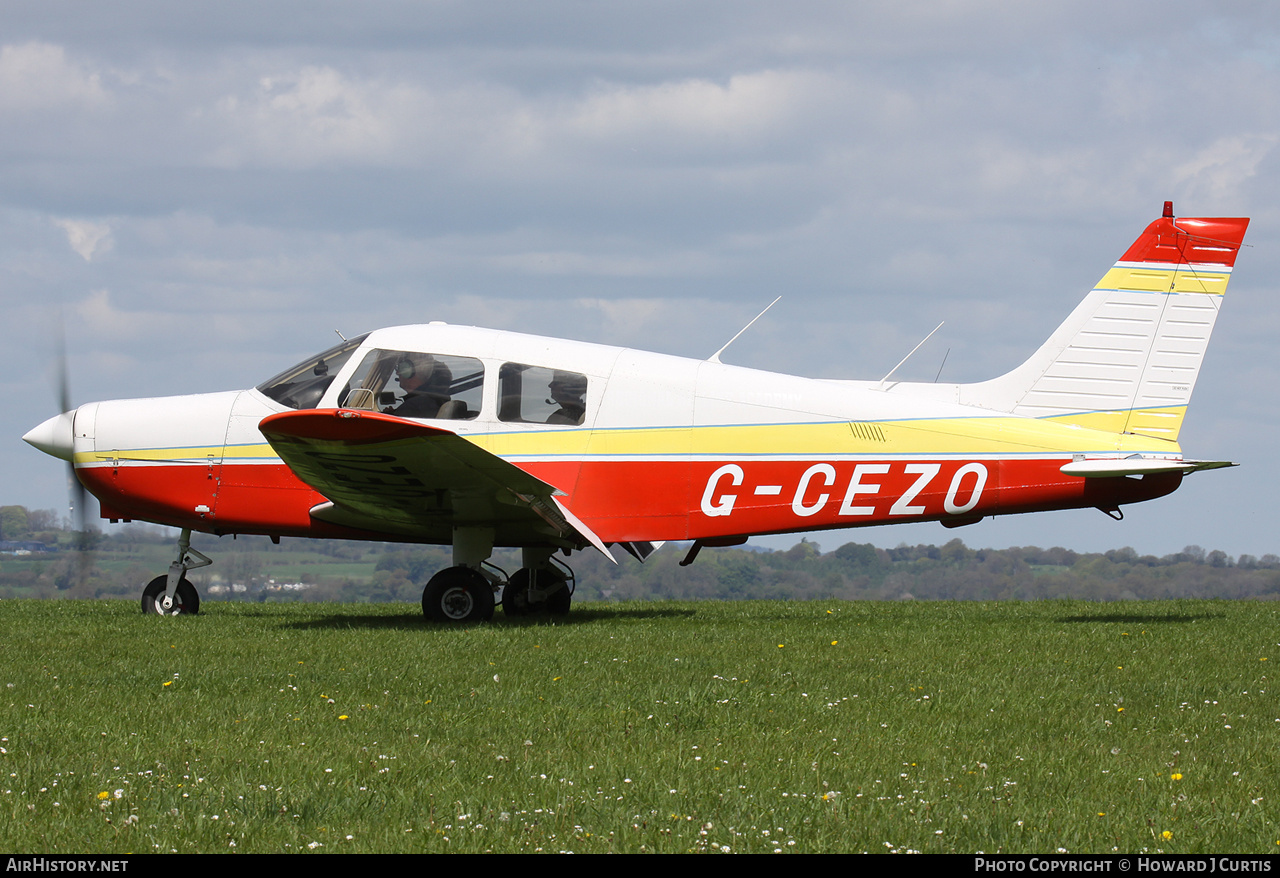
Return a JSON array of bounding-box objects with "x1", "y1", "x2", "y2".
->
[{"x1": 848, "y1": 422, "x2": 886, "y2": 443}]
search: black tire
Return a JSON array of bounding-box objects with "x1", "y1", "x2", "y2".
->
[
  {"x1": 502, "y1": 569, "x2": 533, "y2": 616},
  {"x1": 502, "y1": 567, "x2": 570, "y2": 617},
  {"x1": 546, "y1": 581, "x2": 572, "y2": 616},
  {"x1": 141, "y1": 575, "x2": 200, "y2": 616},
  {"x1": 422, "y1": 566, "x2": 495, "y2": 623}
]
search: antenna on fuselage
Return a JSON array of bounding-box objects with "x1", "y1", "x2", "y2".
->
[
  {"x1": 334, "y1": 330, "x2": 348, "y2": 342},
  {"x1": 707, "y1": 296, "x2": 782, "y2": 364},
  {"x1": 878, "y1": 321, "x2": 944, "y2": 390},
  {"x1": 934, "y1": 348, "x2": 950, "y2": 383}
]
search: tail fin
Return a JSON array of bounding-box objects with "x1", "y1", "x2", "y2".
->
[{"x1": 961, "y1": 203, "x2": 1249, "y2": 441}]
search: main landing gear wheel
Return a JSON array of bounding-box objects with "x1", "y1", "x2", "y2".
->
[
  {"x1": 546, "y1": 582, "x2": 571, "y2": 617},
  {"x1": 502, "y1": 568, "x2": 571, "y2": 617},
  {"x1": 423, "y1": 566, "x2": 495, "y2": 623},
  {"x1": 502, "y1": 569, "x2": 534, "y2": 617},
  {"x1": 141, "y1": 575, "x2": 200, "y2": 616}
]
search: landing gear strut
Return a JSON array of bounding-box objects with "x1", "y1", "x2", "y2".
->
[{"x1": 141, "y1": 528, "x2": 210, "y2": 616}]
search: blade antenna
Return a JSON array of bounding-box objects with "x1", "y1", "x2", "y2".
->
[
  {"x1": 879, "y1": 321, "x2": 944, "y2": 390},
  {"x1": 934, "y1": 347, "x2": 950, "y2": 383},
  {"x1": 708, "y1": 296, "x2": 781, "y2": 364}
]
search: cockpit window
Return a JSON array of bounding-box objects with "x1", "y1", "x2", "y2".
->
[
  {"x1": 499, "y1": 363, "x2": 588, "y2": 426},
  {"x1": 256, "y1": 334, "x2": 369, "y2": 410},
  {"x1": 339, "y1": 349, "x2": 483, "y2": 420}
]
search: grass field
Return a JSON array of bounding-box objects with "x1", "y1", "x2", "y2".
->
[{"x1": 1, "y1": 598, "x2": 1276, "y2": 853}]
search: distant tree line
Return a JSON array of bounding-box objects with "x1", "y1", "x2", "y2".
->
[{"x1": 1, "y1": 505, "x2": 1278, "y2": 602}]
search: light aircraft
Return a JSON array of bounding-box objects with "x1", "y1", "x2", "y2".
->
[{"x1": 24, "y1": 202, "x2": 1249, "y2": 621}]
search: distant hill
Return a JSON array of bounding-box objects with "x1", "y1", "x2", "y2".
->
[{"x1": 2, "y1": 505, "x2": 1277, "y2": 603}]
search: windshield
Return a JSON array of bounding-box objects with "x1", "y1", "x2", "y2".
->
[{"x1": 256, "y1": 334, "x2": 369, "y2": 410}]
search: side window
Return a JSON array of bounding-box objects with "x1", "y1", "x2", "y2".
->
[
  {"x1": 340, "y1": 350, "x2": 483, "y2": 420},
  {"x1": 499, "y1": 363, "x2": 588, "y2": 426}
]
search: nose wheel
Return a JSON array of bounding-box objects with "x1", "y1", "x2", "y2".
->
[
  {"x1": 141, "y1": 575, "x2": 200, "y2": 615},
  {"x1": 140, "y1": 528, "x2": 210, "y2": 616}
]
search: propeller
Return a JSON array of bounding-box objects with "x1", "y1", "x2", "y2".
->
[
  {"x1": 50, "y1": 322, "x2": 93, "y2": 590},
  {"x1": 23, "y1": 319, "x2": 95, "y2": 584},
  {"x1": 55, "y1": 327, "x2": 88, "y2": 537}
]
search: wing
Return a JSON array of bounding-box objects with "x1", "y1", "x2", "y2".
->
[{"x1": 259, "y1": 409, "x2": 612, "y2": 557}]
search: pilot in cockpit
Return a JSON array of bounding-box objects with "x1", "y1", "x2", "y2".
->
[
  {"x1": 388, "y1": 353, "x2": 453, "y2": 419},
  {"x1": 546, "y1": 371, "x2": 587, "y2": 425}
]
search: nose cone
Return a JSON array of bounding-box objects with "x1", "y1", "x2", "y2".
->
[{"x1": 24, "y1": 410, "x2": 76, "y2": 462}]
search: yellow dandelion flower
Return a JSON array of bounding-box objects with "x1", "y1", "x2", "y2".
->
[
  {"x1": 777, "y1": 644, "x2": 784, "y2": 648},
  {"x1": 831, "y1": 641, "x2": 838, "y2": 646},
  {"x1": 1117, "y1": 707, "x2": 1124, "y2": 712},
  {"x1": 338, "y1": 715, "x2": 348, "y2": 721},
  {"x1": 97, "y1": 791, "x2": 110, "y2": 800},
  {"x1": 1162, "y1": 830, "x2": 1172, "y2": 840},
  {"x1": 1171, "y1": 773, "x2": 1182, "y2": 780},
  {"x1": 163, "y1": 681, "x2": 172, "y2": 687}
]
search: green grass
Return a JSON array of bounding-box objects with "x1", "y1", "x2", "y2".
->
[{"x1": 0, "y1": 598, "x2": 1276, "y2": 853}]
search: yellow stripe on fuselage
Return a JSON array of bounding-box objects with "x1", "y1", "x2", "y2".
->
[
  {"x1": 74, "y1": 443, "x2": 278, "y2": 465},
  {"x1": 77, "y1": 412, "x2": 1181, "y2": 467},
  {"x1": 479, "y1": 416, "x2": 1175, "y2": 458},
  {"x1": 1046, "y1": 406, "x2": 1187, "y2": 439}
]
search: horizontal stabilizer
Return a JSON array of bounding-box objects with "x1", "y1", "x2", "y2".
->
[{"x1": 1060, "y1": 456, "x2": 1237, "y2": 478}]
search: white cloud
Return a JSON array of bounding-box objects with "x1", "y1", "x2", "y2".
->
[
  {"x1": 197, "y1": 64, "x2": 832, "y2": 173},
  {"x1": 1171, "y1": 135, "x2": 1280, "y2": 205},
  {"x1": 567, "y1": 70, "x2": 818, "y2": 147},
  {"x1": 73, "y1": 289, "x2": 178, "y2": 343},
  {"x1": 0, "y1": 42, "x2": 106, "y2": 111},
  {"x1": 205, "y1": 65, "x2": 422, "y2": 167},
  {"x1": 491, "y1": 247, "x2": 718, "y2": 278},
  {"x1": 55, "y1": 219, "x2": 112, "y2": 261}
]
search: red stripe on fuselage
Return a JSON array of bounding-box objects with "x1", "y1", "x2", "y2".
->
[{"x1": 80, "y1": 456, "x2": 1182, "y2": 544}]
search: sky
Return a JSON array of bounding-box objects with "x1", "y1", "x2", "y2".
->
[{"x1": 3, "y1": 1, "x2": 1279, "y2": 560}]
